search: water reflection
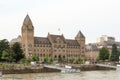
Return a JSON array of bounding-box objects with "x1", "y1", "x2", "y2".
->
[{"x1": 2, "y1": 71, "x2": 120, "y2": 80}]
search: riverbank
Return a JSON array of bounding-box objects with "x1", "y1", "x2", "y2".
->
[
  {"x1": 0, "y1": 64, "x2": 115, "y2": 74},
  {"x1": 72, "y1": 64, "x2": 115, "y2": 71},
  {"x1": 2, "y1": 67, "x2": 60, "y2": 74}
]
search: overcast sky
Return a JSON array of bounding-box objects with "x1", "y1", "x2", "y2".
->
[{"x1": 0, "y1": 0, "x2": 120, "y2": 43}]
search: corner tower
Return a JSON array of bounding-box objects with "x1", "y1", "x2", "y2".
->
[
  {"x1": 21, "y1": 14, "x2": 34, "y2": 57},
  {"x1": 75, "y1": 31, "x2": 85, "y2": 57}
]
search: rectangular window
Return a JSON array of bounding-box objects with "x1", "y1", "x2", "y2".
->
[
  {"x1": 54, "y1": 49, "x2": 56, "y2": 52},
  {"x1": 82, "y1": 47, "x2": 84, "y2": 49}
]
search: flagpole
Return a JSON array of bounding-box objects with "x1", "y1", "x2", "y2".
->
[{"x1": 58, "y1": 28, "x2": 60, "y2": 35}]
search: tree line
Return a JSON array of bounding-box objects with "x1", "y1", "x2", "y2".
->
[
  {"x1": 98, "y1": 44, "x2": 120, "y2": 62},
  {"x1": 0, "y1": 39, "x2": 24, "y2": 62}
]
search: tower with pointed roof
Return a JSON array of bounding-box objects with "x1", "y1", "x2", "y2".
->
[
  {"x1": 75, "y1": 31, "x2": 85, "y2": 57},
  {"x1": 21, "y1": 14, "x2": 34, "y2": 57}
]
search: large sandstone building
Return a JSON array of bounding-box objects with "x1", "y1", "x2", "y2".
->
[{"x1": 21, "y1": 15, "x2": 85, "y2": 62}]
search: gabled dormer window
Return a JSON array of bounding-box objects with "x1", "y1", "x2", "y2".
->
[{"x1": 56, "y1": 37, "x2": 62, "y2": 43}]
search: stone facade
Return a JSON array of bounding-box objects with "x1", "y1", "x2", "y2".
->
[
  {"x1": 21, "y1": 15, "x2": 85, "y2": 62},
  {"x1": 85, "y1": 44, "x2": 99, "y2": 63}
]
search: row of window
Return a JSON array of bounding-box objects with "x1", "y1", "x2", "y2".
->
[
  {"x1": 28, "y1": 49, "x2": 81, "y2": 53},
  {"x1": 67, "y1": 46, "x2": 80, "y2": 48},
  {"x1": 23, "y1": 44, "x2": 83, "y2": 49},
  {"x1": 53, "y1": 49, "x2": 80, "y2": 53},
  {"x1": 23, "y1": 48, "x2": 83, "y2": 54},
  {"x1": 54, "y1": 45, "x2": 65, "y2": 48},
  {"x1": 28, "y1": 53, "x2": 80, "y2": 58},
  {"x1": 34, "y1": 44, "x2": 51, "y2": 47},
  {"x1": 34, "y1": 49, "x2": 51, "y2": 52},
  {"x1": 54, "y1": 49, "x2": 65, "y2": 52},
  {"x1": 67, "y1": 54, "x2": 80, "y2": 57},
  {"x1": 67, "y1": 50, "x2": 80, "y2": 53},
  {"x1": 28, "y1": 53, "x2": 52, "y2": 57},
  {"x1": 34, "y1": 44, "x2": 81, "y2": 49},
  {"x1": 54, "y1": 45, "x2": 80, "y2": 49}
]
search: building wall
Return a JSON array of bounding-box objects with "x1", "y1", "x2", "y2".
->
[
  {"x1": 66, "y1": 46, "x2": 81, "y2": 60},
  {"x1": 85, "y1": 51, "x2": 99, "y2": 62},
  {"x1": 21, "y1": 15, "x2": 85, "y2": 62},
  {"x1": 32, "y1": 40, "x2": 82, "y2": 62},
  {"x1": 97, "y1": 35, "x2": 115, "y2": 43},
  {"x1": 33, "y1": 44, "x2": 52, "y2": 62}
]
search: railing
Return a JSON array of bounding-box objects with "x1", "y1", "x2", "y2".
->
[
  {"x1": 44, "y1": 64, "x2": 80, "y2": 73},
  {"x1": 44, "y1": 64, "x2": 65, "y2": 70},
  {"x1": 95, "y1": 64, "x2": 117, "y2": 69}
]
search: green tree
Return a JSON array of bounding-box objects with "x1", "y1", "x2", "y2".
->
[
  {"x1": 1, "y1": 49, "x2": 15, "y2": 62},
  {"x1": 26, "y1": 58, "x2": 31, "y2": 64},
  {"x1": 99, "y1": 47, "x2": 109, "y2": 61},
  {"x1": 60, "y1": 56, "x2": 65, "y2": 63},
  {"x1": 32, "y1": 56, "x2": 39, "y2": 61},
  {"x1": 11, "y1": 42, "x2": 25, "y2": 62},
  {"x1": 1, "y1": 50, "x2": 9, "y2": 61},
  {"x1": 83, "y1": 57, "x2": 88, "y2": 62},
  {"x1": 110, "y1": 44, "x2": 119, "y2": 62},
  {"x1": 118, "y1": 51, "x2": 120, "y2": 56},
  {"x1": 69, "y1": 57, "x2": 75, "y2": 63},
  {"x1": 20, "y1": 58, "x2": 26, "y2": 64},
  {"x1": 0, "y1": 39, "x2": 9, "y2": 60},
  {"x1": 96, "y1": 57, "x2": 100, "y2": 62},
  {"x1": 50, "y1": 57, "x2": 54, "y2": 63},
  {"x1": 76, "y1": 57, "x2": 83, "y2": 64},
  {"x1": 44, "y1": 55, "x2": 49, "y2": 63}
]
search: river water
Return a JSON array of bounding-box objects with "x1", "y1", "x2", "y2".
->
[{"x1": 1, "y1": 70, "x2": 120, "y2": 80}]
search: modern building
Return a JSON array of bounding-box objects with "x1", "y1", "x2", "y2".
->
[
  {"x1": 97, "y1": 35, "x2": 115, "y2": 45},
  {"x1": 21, "y1": 15, "x2": 85, "y2": 62}
]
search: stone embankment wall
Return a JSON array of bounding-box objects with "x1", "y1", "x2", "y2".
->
[
  {"x1": 1, "y1": 64, "x2": 115, "y2": 74},
  {"x1": 2, "y1": 67, "x2": 60, "y2": 74},
  {"x1": 72, "y1": 64, "x2": 115, "y2": 71}
]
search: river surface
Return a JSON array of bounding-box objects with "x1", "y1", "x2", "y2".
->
[{"x1": 1, "y1": 70, "x2": 120, "y2": 80}]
